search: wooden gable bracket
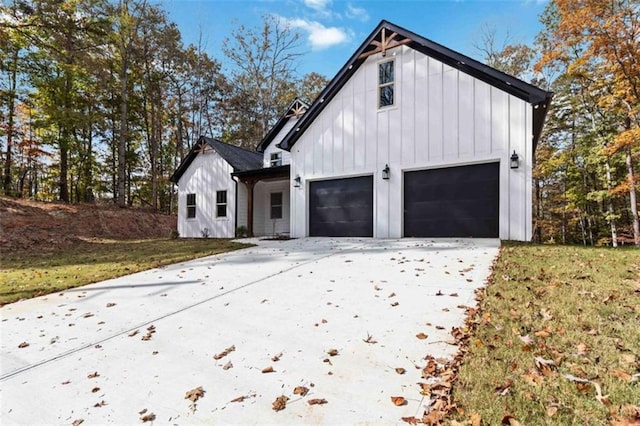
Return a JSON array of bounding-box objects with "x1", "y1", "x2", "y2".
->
[
  {"x1": 195, "y1": 140, "x2": 212, "y2": 155},
  {"x1": 358, "y1": 27, "x2": 412, "y2": 60},
  {"x1": 285, "y1": 100, "x2": 307, "y2": 119}
]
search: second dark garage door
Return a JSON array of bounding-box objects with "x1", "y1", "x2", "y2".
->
[
  {"x1": 309, "y1": 175, "x2": 373, "y2": 237},
  {"x1": 404, "y1": 163, "x2": 499, "y2": 238}
]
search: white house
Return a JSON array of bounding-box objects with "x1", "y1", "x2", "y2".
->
[
  {"x1": 170, "y1": 99, "x2": 308, "y2": 238},
  {"x1": 172, "y1": 21, "x2": 552, "y2": 241}
]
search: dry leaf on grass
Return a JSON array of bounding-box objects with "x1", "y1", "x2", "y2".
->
[
  {"x1": 272, "y1": 395, "x2": 289, "y2": 411},
  {"x1": 262, "y1": 366, "x2": 275, "y2": 373},
  {"x1": 213, "y1": 345, "x2": 235, "y2": 360},
  {"x1": 391, "y1": 396, "x2": 407, "y2": 406},
  {"x1": 501, "y1": 414, "x2": 522, "y2": 425},
  {"x1": 293, "y1": 386, "x2": 309, "y2": 396},
  {"x1": 307, "y1": 398, "x2": 327, "y2": 405}
]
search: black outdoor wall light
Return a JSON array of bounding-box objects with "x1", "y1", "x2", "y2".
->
[
  {"x1": 294, "y1": 175, "x2": 301, "y2": 188},
  {"x1": 382, "y1": 164, "x2": 390, "y2": 180},
  {"x1": 510, "y1": 151, "x2": 519, "y2": 169}
]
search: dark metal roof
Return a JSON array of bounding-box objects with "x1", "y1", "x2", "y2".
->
[
  {"x1": 232, "y1": 164, "x2": 290, "y2": 180},
  {"x1": 170, "y1": 136, "x2": 263, "y2": 183},
  {"x1": 255, "y1": 98, "x2": 310, "y2": 153},
  {"x1": 278, "y1": 20, "x2": 553, "y2": 153}
]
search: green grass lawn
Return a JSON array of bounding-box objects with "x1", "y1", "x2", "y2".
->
[
  {"x1": 451, "y1": 243, "x2": 640, "y2": 425},
  {"x1": 0, "y1": 238, "x2": 249, "y2": 305}
]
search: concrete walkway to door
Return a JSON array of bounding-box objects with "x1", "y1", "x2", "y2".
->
[{"x1": 1, "y1": 238, "x2": 499, "y2": 425}]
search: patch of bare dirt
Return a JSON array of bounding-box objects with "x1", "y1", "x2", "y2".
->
[{"x1": 0, "y1": 197, "x2": 177, "y2": 253}]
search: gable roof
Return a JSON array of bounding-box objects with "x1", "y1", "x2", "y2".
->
[
  {"x1": 170, "y1": 136, "x2": 263, "y2": 183},
  {"x1": 255, "y1": 98, "x2": 309, "y2": 153},
  {"x1": 278, "y1": 20, "x2": 553, "y2": 152}
]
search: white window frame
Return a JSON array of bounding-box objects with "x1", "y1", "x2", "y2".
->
[
  {"x1": 270, "y1": 152, "x2": 282, "y2": 167},
  {"x1": 216, "y1": 190, "x2": 227, "y2": 218},
  {"x1": 270, "y1": 192, "x2": 283, "y2": 220},
  {"x1": 186, "y1": 193, "x2": 196, "y2": 219},
  {"x1": 378, "y1": 59, "x2": 395, "y2": 109}
]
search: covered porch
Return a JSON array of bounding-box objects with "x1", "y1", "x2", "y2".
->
[{"x1": 233, "y1": 165, "x2": 291, "y2": 238}]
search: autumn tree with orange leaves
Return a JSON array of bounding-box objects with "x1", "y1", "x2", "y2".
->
[{"x1": 537, "y1": 0, "x2": 640, "y2": 246}]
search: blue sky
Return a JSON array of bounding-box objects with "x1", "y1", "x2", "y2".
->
[{"x1": 159, "y1": 0, "x2": 548, "y2": 79}]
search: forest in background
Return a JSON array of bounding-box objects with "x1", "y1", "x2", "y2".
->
[{"x1": 1, "y1": 0, "x2": 638, "y2": 247}]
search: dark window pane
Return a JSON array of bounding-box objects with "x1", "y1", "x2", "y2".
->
[
  {"x1": 217, "y1": 204, "x2": 227, "y2": 217},
  {"x1": 216, "y1": 190, "x2": 227, "y2": 204},
  {"x1": 271, "y1": 206, "x2": 283, "y2": 219},
  {"x1": 379, "y1": 85, "x2": 394, "y2": 107},
  {"x1": 379, "y1": 61, "x2": 394, "y2": 84},
  {"x1": 187, "y1": 206, "x2": 196, "y2": 219},
  {"x1": 271, "y1": 192, "x2": 282, "y2": 205},
  {"x1": 187, "y1": 193, "x2": 195, "y2": 205}
]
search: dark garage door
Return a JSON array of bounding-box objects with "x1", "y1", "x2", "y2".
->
[
  {"x1": 404, "y1": 163, "x2": 499, "y2": 238},
  {"x1": 309, "y1": 176, "x2": 373, "y2": 237}
]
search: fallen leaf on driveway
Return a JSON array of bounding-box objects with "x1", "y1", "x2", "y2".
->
[
  {"x1": 87, "y1": 372, "x2": 99, "y2": 379},
  {"x1": 61, "y1": 380, "x2": 71, "y2": 385},
  {"x1": 449, "y1": 293, "x2": 459, "y2": 297},
  {"x1": 230, "y1": 396, "x2": 245, "y2": 403},
  {"x1": 185, "y1": 386, "x2": 205, "y2": 402},
  {"x1": 140, "y1": 411, "x2": 155, "y2": 422},
  {"x1": 262, "y1": 366, "x2": 275, "y2": 373},
  {"x1": 391, "y1": 396, "x2": 406, "y2": 406},
  {"x1": 213, "y1": 345, "x2": 235, "y2": 360},
  {"x1": 395, "y1": 367, "x2": 406, "y2": 375},
  {"x1": 401, "y1": 416, "x2": 419, "y2": 424},
  {"x1": 327, "y1": 349, "x2": 338, "y2": 356},
  {"x1": 271, "y1": 352, "x2": 282, "y2": 362},
  {"x1": 272, "y1": 395, "x2": 289, "y2": 411},
  {"x1": 363, "y1": 333, "x2": 377, "y2": 344},
  {"x1": 83, "y1": 313, "x2": 94, "y2": 318},
  {"x1": 106, "y1": 303, "x2": 116, "y2": 307},
  {"x1": 18, "y1": 342, "x2": 29, "y2": 348},
  {"x1": 391, "y1": 301, "x2": 399, "y2": 307},
  {"x1": 223, "y1": 361, "x2": 233, "y2": 370},
  {"x1": 293, "y1": 386, "x2": 309, "y2": 396},
  {"x1": 128, "y1": 330, "x2": 139, "y2": 337},
  {"x1": 72, "y1": 419, "x2": 84, "y2": 426},
  {"x1": 436, "y1": 290, "x2": 444, "y2": 296},
  {"x1": 91, "y1": 387, "x2": 100, "y2": 393},
  {"x1": 308, "y1": 398, "x2": 327, "y2": 405},
  {"x1": 388, "y1": 292, "x2": 396, "y2": 298},
  {"x1": 416, "y1": 333, "x2": 428, "y2": 340},
  {"x1": 185, "y1": 386, "x2": 205, "y2": 412},
  {"x1": 93, "y1": 400, "x2": 106, "y2": 407}
]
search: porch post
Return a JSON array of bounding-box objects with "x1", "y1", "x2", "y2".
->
[{"x1": 245, "y1": 178, "x2": 256, "y2": 237}]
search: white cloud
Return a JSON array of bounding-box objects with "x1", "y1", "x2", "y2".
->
[
  {"x1": 345, "y1": 3, "x2": 369, "y2": 22},
  {"x1": 285, "y1": 18, "x2": 350, "y2": 50},
  {"x1": 303, "y1": 0, "x2": 332, "y2": 13}
]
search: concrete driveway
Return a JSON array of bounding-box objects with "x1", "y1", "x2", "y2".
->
[{"x1": 1, "y1": 238, "x2": 499, "y2": 424}]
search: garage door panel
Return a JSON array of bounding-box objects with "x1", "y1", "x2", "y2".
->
[
  {"x1": 404, "y1": 163, "x2": 499, "y2": 238},
  {"x1": 310, "y1": 176, "x2": 373, "y2": 237}
]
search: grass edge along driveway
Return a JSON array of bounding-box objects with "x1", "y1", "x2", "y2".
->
[{"x1": 0, "y1": 238, "x2": 250, "y2": 306}]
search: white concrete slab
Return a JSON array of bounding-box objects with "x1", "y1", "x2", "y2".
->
[{"x1": 1, "y1": 238, "x2": 499, "y2": 425}]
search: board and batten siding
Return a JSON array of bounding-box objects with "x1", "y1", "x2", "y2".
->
[
  {"x1": 290, "y1": 45, "x2": 533, "y2": 241},
  {"x1": 252, "y1": 180, "x2": 291, "y2": 236},
  {"x1": 177, "y1": 150, "x2": 237, "y2": 238}
]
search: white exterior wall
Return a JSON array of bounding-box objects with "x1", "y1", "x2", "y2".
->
[
  {"x1": 262, "y1": 120, "x2": 295, "y2": 168},
  {"x1": 290, "y1": 46, "x2": 533, "y2": 241},
  {"x1": 252, "y1": 180, "x2": 291, "y2": 236},
  {"x1": 177, "y1": 150, "x2": 237, "y2": 238}
]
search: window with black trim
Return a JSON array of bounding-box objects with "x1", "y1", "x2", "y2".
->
[
  {"x1": 270, "y1": 152, "x2": 282, "y2": 167},
  {"x1": 270, "y1": 192, "x2": 283, "y2": 219},
  {"x1": 186, "y1": 193, "x2": 196, "y2": 218},
  {"x1": 378, "y1": 60, "x2": 394, "y2": 108},
  {"x1": 216, "y1": 190, "x2": 227, "y2": 217}
]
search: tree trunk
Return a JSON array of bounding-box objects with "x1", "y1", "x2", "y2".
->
[
  {"x1": 625, "y1": 143, "x2": 639, "y2": 246},
  {"x1": 118, "y1": 55, "x2": 128, "y2": 207},
  {"x1": 3, "y1": 49, "x2": 18, "y2": 196},
  {"x1": 605, "y1": 157, "x2": 618, "y2": 247}
]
